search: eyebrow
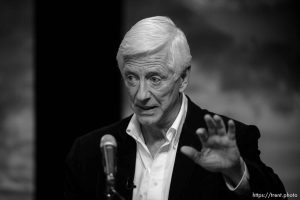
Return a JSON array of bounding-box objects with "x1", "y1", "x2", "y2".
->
[
  {"x1": 123, "y1": 70, "x2": 138, "y2": 76},
  {"x1": 145, "y1": 71, "x2": 163, "y2": 77}
]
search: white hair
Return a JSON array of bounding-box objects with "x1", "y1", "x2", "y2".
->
[{"x1": 116, "y1": 16, "x2": 192, "y2": 75}]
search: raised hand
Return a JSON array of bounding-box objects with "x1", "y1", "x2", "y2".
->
[{"x1": 181, "y1": 114, "x2": 244, "y2": 183}]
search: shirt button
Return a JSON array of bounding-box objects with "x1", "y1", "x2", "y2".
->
[{"x1": 154, "y1": 182, "x2": 158, "y2": 186}]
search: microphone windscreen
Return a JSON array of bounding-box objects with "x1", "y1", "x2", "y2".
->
[{"x1": 100, "y1": 134, "x2": 117, "y2": 148}]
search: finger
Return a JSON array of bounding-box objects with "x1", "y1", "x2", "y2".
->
[
  {"x1": 213, "y1": 115, "x2": 226, "y2": 136},
  {"x1": 205, "y1": 135, "x2": 228, "y2": 148},
  {"x1": 204, "y1": 114, "x2": 216, "y2": 136},
  {"x1": 180, "y1": 146, "x2": 200, "y2": 163},
  {"x1": 228, "y1": 120, "x2": 236, "y2": 140},
  {"x1": 196, "y1": 128, "x2": 208, "y2": 147}
]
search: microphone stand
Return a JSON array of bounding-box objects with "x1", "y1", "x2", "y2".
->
[{"x1": 105, "y1": 173, "x2": 126, "y2": 200}]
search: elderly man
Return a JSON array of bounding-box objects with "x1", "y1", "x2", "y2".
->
[{"x1": 65, "y1": 16, "x2": 286, "y2": 200}]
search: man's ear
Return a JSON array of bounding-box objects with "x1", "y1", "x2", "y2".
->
[{"x1": 179, "y1": 66, "x2": 191, "y2": 92}]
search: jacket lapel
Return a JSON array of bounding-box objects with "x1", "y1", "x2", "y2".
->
[
  {"x1": 115, "y1": 116, "x2": 137, "y2": 200},
  {"x1": 169, "y1": 97, "x2": 208, "y2": 200},
  {"x1": 95, "y1": 116, "x2": 137, "y2": 200}
]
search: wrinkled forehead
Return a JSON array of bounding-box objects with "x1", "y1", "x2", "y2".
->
[{"x1": 123, "y1": 52, "x2": 174, "y2": 73}]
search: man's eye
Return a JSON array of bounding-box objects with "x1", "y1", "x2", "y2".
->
[
  {"x1": 125, "y1": 75, "x2": 138, "y2": 85},
  {"x1": 127, "y1": 75, "x2": 134, "y2": 81},
  {"x1": 150, "y1": 76, "x2": 161, "y2": 84}
]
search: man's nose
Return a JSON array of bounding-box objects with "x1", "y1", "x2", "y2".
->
[{"x1": 136, "y1": 80, "x2": 150, "y2": 101}]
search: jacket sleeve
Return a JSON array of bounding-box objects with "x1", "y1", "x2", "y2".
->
[
  {"x1": 64, "y1": 138, "x2": 83, "y2": 200},
  {"x1": 64, "y1": 138, "x2": 97, "y2": 200},
  {"x1": 238, "y1": 125, "x2": 287, "y2": 199}
]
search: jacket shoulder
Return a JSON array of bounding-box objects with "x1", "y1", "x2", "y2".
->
[
  {"x1": 186, "y1": 96, "x2": 261, "y2": 152},
  {"x1": 68, "y1": 115, "x2": 132, "y2": 159},
  {"x1": 81, "y1": 115, "x2": 131, "y2": 141}
]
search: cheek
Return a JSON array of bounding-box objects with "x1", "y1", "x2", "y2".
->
[
  {"x1": 153, "y1": 83, "x2": 178, "y2": 105},
  {"x1": 125, "y1": 86, "x2": 137, "y2": 99}
]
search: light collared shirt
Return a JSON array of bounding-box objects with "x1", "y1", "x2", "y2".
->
[
  {"x1": 126, "y1": 93, "x2": 188, "y2": 200},
  {"x1": 126, "y1": 93, "x2": 249, "y2": 200}
]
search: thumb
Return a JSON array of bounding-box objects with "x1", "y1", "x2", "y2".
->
[{"x1": 180, "y1": 146, "x2": 199, "y2": 162}]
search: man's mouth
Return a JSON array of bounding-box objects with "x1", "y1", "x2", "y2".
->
[{"x1": 135, "y1": 105, "x2": 157, "y2": 111}]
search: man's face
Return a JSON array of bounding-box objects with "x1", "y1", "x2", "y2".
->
[{"x1": 122, "y1": 53, "x2": 183, "y2": 128}]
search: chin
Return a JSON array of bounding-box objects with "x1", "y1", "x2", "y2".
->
[{"x1": 136, "y1": 114, "x2": 161, "y2": 127}]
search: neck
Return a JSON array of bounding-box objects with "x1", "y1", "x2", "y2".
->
[{"x1": 141, "y1": 93, "x2": 183, "y2": 145}]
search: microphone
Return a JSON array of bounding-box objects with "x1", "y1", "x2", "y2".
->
[
  {"x1": 100, "y1": 134, "x2": 117, "y2": 199},
  {"x1": 100, "y1": 134, "x2": 117, "y2": 183}
]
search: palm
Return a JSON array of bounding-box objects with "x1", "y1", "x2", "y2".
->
[
  {"x1": 197, "y1": 135, "x2": 239, "y2": 172},
  {"x1": 181, "y1": 114, "x2": 241, "y2": 174}
]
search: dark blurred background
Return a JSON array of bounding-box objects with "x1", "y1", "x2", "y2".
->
[
  {"x1": 0, "y1": 0, "x2": 33, "y2": 199},
  {"x1": 0, "y1": 0, "x2": 299, "y2": 199},
  {"x1": 35, "y1": 0, "x2": 122, "y2": 200}
]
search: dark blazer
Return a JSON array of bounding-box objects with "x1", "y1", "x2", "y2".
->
[{"x1": 65, "y1": 96, "x2": 286, "y2": 200}]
